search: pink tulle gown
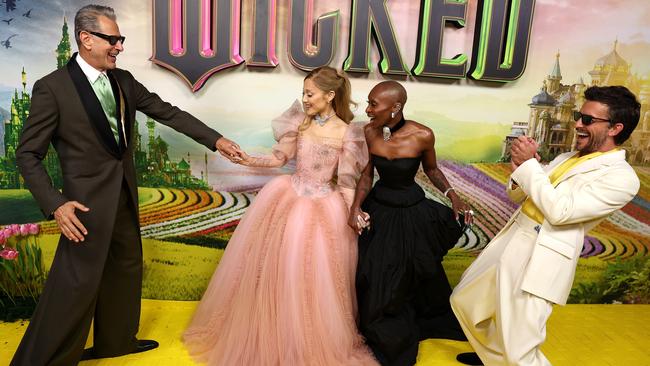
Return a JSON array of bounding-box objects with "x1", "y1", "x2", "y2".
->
[{"x1": 183, "y1": 101, "x2": 378, "y2": 366}]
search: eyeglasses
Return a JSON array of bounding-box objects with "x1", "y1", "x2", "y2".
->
[
  {"x1": 88, "y1": 31, "x2": 126, "y2": 46},
  {"x1": 573, "y1": 111, "x2": 611, "y2": 125}
]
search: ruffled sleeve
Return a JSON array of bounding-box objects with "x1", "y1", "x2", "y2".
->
[
  {"x1": 337, "y1": 122, "x2": 369, "y2": 209},
  {"x1": 271, "y1": 100, "x2": 305, "y2": 161}
]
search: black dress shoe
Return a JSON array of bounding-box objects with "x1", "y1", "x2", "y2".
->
[
  {"x1": 81, "y1": 339, "x2": 159, "y2": 360},
  {"x1": 132, "y1": 339, "x2": 159, "y2": 354},
  {"x1": 456, "y1": 352, "x2": 483, "y2": 365}
]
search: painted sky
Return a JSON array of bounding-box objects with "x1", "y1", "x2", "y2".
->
[{"x1": 1, "y1": 0, "x2": 649, "y2": 148}]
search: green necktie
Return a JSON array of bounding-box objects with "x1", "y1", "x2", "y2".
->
[{"x1": 92, "y1": 74, "x2": 119, "y2": 143}]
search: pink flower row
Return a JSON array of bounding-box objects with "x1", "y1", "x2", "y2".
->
[
  {"x1": 1, "y1": 223, "x2": 41, "y2": 241},
  {"x1": 1, "y1": 223, "x2": 41, "y2": 260},
  {"x1": 1, "y1": 224, "x2": 41, "y2": 260}
]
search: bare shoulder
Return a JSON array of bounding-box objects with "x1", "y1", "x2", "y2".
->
[
  {"x1": 330, "y1": 117, "x2": 349, "y2": 132},
  {"x1": 364, "y1": 122, "x2": 379, "y2": 138},
  {"x1": 407, "y1": 120, "x2": 434, "y2": 142}
]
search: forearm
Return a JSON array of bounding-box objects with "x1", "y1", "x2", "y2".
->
[
  {"x1": 134, "y1": 77, "x2": 222, "y2": 151},
  {"x1": 350, "y1": 170, "x2": 373, "y2": 210},
  {"x1": 243, "y1": 153, "x2": 286, "y2": 168},
  {"x1": 425, "y1": 167, "x2": 454, "y2": 195}
]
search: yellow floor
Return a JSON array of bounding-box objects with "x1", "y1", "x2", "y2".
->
[{"x1": 1, "y1": 300, "x2": 649, "y2": 365}]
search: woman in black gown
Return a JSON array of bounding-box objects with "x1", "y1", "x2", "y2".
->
[{"x1": 348, "y1": 81, "x2": 474, "y2": 366}]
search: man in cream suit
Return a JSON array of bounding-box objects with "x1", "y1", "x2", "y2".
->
[{"x1": 451, "y1": 85, "x2": 641, "y2": 366}]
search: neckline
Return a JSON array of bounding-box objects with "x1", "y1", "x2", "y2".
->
[
  {"x1": 385, "y1": 116, "x2": 406, "y2": 133},
  {"x1": 371, "y1": 153, "x2": 421, "y2": 161},
  {"x1": 314, "y1": 111, "x2": 337, "y2": 126}
]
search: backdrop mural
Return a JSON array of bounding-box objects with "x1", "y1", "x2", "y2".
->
[{"x1": 1, "y1": 0, "x2": 649, "y2": 308}]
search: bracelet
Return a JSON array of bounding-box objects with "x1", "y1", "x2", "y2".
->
[{"x1": 443, "y1": 187, "x2": 455, "y2": 198}]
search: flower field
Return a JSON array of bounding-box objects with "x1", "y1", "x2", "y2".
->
[
  {"x1": 10, "y1": 163, "x2": 649, "y2": 302},
  {"x1": 35, "y1": 163, "x2": 649, "y2": 261},
  {"x1": 436, "y1": 162, "x2": 650, "y2": 260}
]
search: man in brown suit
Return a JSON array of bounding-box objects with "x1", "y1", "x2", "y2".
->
[{"x1": 12, "y1": 5, "x2": 241, "y2": 365}]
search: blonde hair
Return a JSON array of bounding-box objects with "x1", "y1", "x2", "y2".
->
[{"x1": 300, "y1": 67, "x2": 356, "y2": 131}]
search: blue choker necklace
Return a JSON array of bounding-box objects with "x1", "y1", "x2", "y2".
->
[{"x1": 314, "y1": 111, "x2": 336, "y2": 126}]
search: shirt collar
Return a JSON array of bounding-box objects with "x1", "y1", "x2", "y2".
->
[{"x1": 76, "y1": 54, "x2": 107, "y2": 84}]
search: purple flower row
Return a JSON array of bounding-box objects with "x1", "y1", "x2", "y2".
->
[{"x1": 440, "y1": 161, "x2": 518, "y2": 210}]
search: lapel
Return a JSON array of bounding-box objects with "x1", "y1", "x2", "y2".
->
[
  {"x1": 107, "y1": 70, "x2": 130, "y2": 155},
  {"x1": 543, "y1": 151, "x2": 575, "y2": 173},
  {"x1": 67, "y1": 53, "x2": 121, "y2": 159},
  {"x1": 555, "y1": 149, "x2": 626, "y2": 184}
]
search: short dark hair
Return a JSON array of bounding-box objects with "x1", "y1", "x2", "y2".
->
[{"x1": 584, "y1": 85, "x2": 640, "y2": 145}]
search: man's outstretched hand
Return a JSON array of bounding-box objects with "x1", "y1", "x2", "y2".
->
[{"x1": 215, "y1": 137, "x2": 243, "y2": 163}]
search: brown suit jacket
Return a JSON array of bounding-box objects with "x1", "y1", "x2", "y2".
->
[{"x1": 16, "y1": 53, "x2": 222, "y2": 246}]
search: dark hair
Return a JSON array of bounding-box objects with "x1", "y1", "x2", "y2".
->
[
  {"x1": 304, "y1": 66, "x2": 356, "y2": 123},
  {"x1": 584, "y1": 85, "x2": 640, "y2": 145}
]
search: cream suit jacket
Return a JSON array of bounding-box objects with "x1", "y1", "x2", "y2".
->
[{"x1": 497, "y1": 150, "x2": 639, "y2": 305}]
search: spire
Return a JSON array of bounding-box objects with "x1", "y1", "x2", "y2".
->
[
  {"x1": 204, "y1": 152, "x2": 209, "y2": 184},
  {"x1": 550, "y1": 50, "x2": 562, "y2": 79},
  {"x1": 56, "y1": 17, "x2": 72, "y2": 69},
  {"x1": 21, "y1": 66, "x2": 26, "y2": 90}
]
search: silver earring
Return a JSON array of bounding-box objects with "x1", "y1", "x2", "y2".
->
[{"x1": 390, "y1": 112, "x2": 395, "y2": 119}]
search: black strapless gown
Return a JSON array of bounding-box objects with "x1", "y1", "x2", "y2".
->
[{"x1": 356, "y1": 155, "x2": 466, "y2": 366}]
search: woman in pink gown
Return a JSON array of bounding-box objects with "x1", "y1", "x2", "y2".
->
[{"x1": 183, "y1": 67, "x2": 377, "y2": 365}]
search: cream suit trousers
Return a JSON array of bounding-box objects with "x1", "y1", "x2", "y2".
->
[{"x1": 451, "y1": 213, "x2": 553, "y2": 366}]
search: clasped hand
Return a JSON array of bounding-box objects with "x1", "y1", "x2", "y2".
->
[
  {"x1": 215, "y1": 137, "x2": 244, "y2": 163},
  {"x1": 348, "y1": 207, "x2": 370, "y2": 235},
  {"x1": 215, "y1": 137, "x2": 259, "y2": 166},
  {"x1": 510, "y1": 136, "x2": 541, "y2": 171}
]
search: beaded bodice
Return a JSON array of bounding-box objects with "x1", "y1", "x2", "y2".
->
[{"x1": 291, "y1": 134, "x2": 343, "y2": 197}]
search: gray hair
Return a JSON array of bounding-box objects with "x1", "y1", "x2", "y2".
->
[{"x1": 74, "y1": 4, "x2": 117, "y2": 45}]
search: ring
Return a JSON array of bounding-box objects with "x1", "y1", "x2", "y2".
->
[{"x1": 469, "y1": 210, "x2": 474, "y2": 215}]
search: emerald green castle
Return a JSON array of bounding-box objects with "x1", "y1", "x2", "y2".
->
[{"x1": 1, "y1": 19, "x2": 210, "y2": 190}]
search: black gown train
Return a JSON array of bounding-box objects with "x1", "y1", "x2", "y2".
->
[{"x1": 356, "y1": 154, "x2": 467, "y2": 366}]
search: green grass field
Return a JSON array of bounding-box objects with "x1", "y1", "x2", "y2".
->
[
  {"x1": 0, "y1": 190, "x2": 43, "y2": 224},
  {"x1": 37, "y1": 235, "x2": 224, "y2": 300},
  {"x1": 34, "y1": 234, "x2": 610, "y2": 301},
  {"x1": 0, "y1": 188, "x2": 163, "y2": 225}
]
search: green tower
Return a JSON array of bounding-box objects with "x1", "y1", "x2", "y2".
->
[{"x1": 56, "y1": 17, "x2": 72, "y2": 69}]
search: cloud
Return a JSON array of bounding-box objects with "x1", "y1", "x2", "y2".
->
[{"x1": 536, "y1": 0, "x2": 571, "y2": 7}]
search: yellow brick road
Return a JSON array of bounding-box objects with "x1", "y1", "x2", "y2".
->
[{"x1": 1, "y1": 300, "x2": 648, "y2": 365}]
